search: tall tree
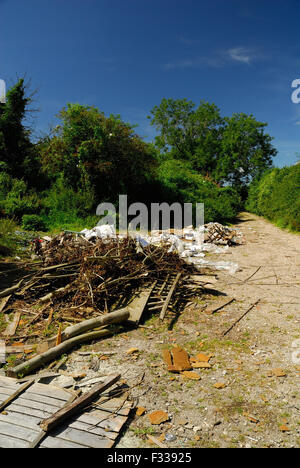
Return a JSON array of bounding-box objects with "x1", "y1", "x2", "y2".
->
[
  {"x1": 149, "y1": 98, "x2": 276, "y2": 189},
  {"x1": 149, "y1": 98, "x2": 223, "y2": 175},
  {"x1": 0, "y1": 79, "x2": 37, "y2": 182},
  {"x1": 219, "y1": 113, "x2": 277, "y2": 187},
  {"x1": 40, "y1": 103, "x2": 158, "y2": 204}
]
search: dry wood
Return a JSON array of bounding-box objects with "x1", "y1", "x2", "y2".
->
[
  {"x1": 0, "y1": 380, "x2": 34, "y2": 412},
  {"x1": 0, "y1": 295, "x2": 11, "y2": 313},
  {"x1": 39, "y1": 284, "x2": 72, "y2": 303},
  {"x1": 2, "y1": 312, "x2": 21, "y2": 336},
  {"x1": 62, "y1": 307, "x2": 130, "y2": 340},
  {"x1": 0, "y1": 280, "x2": 24, "y2": 299},
  {"x1": 7, "y1": 329, "x2": 113, "y2": 378},
  {"x1": 160, "y1": 273, "x2": 182, "y2": 320},
  {"x1": 39, "y1": 374, "x2": 120, "y2": 433},
  {"x1": 205, "y1": 297, "x2": 235, "y2": 315},
  {"x1": 223, "y1": 299, "x2": 261, "y2": 336}
]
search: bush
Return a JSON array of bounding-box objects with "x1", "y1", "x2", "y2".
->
[
  {"x1": 246, "y1": 164, "x2": 300, "y2": 231},
  {"x1": 22, "y1": 214, "x2": 47, "y2": 231},
  {"x1": 157, "y1": 159, "x2": 242, "y2": 224},
  {"x1": 0, "y1": 172, "x2": 41, "y2": 220},
  {"x1": 0, "y1": 218, "x2": 18, "y2": 256}
]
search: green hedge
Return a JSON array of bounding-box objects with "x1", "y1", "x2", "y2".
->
[{"x1": 246, "y1": 164, "x2": 300, "y2": 231}]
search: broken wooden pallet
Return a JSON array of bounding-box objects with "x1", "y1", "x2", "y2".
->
[{"x1": 0, "y1": 375, "x2": 132, "y2": 448}]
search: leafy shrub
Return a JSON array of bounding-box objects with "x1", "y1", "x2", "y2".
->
[
  {"x1": 0, "y1": 172, "x2": 41, "y2": 220},
  {"x1": 22, "y1": 214, "x2": 47, "y2": 231},
  {"x1": 157, "y1": 159, "x2": 242, "y2": 224},
  {"x1": 0, "y1": 218, "x2": 18, "y2": 256},
  {"x1": 246, "y1": 164, "x2": 300, "y2": 231}
]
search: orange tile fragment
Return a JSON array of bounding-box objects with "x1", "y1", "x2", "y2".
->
[
  {"x1": 279, "y1": 425, "x2": 290, "y2": 432},
  {"x1": 195, "y1": 353, "x2": 211, "y2": 363},
  {"x1": 181, "y1": 371, "x2": 201, "y2": 380},
  {"x1": 213, "y1": 382, "x2": 227, "y2": 389},
  {"x1": 271, "y1": 368, "x2": 287, "y2": 377},
  {"x1": 170, "y1": 346, "x2": 192, "y2": 372},
  {"x1": 136, "y1": 407, "x2": 146, "y2": 416},
  {"x1": 126, "y1": 347, "x2": 139, "y2": 355},
  {"x1": 192, "y1": 362, "x2": 211, "y2": 369},
  {"x1": 148, "y1": 410, "x2": 169, "y2": 425}
]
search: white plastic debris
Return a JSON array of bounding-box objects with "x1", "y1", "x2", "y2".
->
[
  {"x1": 80, "y1": 223, "x2": 241, "y2": 274},
  {"x1": 81, "y1": 224, "x2": 116, "y2": 240}
]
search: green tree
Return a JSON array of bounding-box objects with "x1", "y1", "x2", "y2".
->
[
  {"x1": 219, "y1": 113, "x2": 277, "y2": 187},
  {"x1": 0, "y1": 79, "x2": 38, "y2": 184},
  {"x1": 149, "y1": 98, "x2": 223, "y2": 176},
  {"x1": 149, "y1": 98, "x2": 276, "y2": 189},
  {"x1": 40, "y1": 103, "x2": 158, "y2": 206}
]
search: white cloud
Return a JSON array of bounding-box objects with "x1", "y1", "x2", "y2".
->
[{"x1": 227, "y1": 47, "x2": 253, "y2": 64}]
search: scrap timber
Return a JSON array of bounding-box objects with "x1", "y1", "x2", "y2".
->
[
  {"x1": 0, "y1": 233, "x2": 206, "y2": 377},
  {"x1": 0, "y1": 375, "x2": 132, "y2": 448}
]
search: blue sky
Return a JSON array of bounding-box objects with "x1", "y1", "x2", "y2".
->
[{"x1": 1, "y1": 0, "x2": 300, "y2": 167}]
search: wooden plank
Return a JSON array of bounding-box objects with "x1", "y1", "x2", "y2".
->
[
  {"x1": 28, "y1": 383, "x2": 72, "y2": 401},
  {"x1": 127, "y1": 283, "x2": 157, "y2": 325},
  {"x1": 21, "y1": 392, "x2": 67, "y2": 409},
  {"x1": 40, "y1": 435, "x2": 89, "y2": 449},
  {"x1": 160, "y1": 273, "x2": 182, "y2": 320},
  {"x1": 0, "y1": 294, "x2": 11, "y2": 313},
  {"x1": 7, "y1": 403, "x2": 53, "y2": 419},
  {"x1": 40, "y1": 374, "x2": 120, "y2": 433},
  {"x1": 13, "y1": 397, "x2": 64, "y2": 414},
  {"x1": 51, "y1": 426, "x2": 113, "y2": 448},
  {"x1": 2, "y1": 312, "x2": 21, "y2": 336},
  {"x1": 95, "y1": 396, "x2": 132, "y2": 416},
  {"x1": 0, "y1": 387, "x2": 18, "y2": 397},
  {"x1": 69, "y1": 419, "x2": 118, "y2": 440},
  {"x1": 86, "y1": 410, "x2": 127, "y2": 433},
  {"x1": 0, "y1": 420, "x2": 40, "y2": 442},
  {"x1": 0, "y1": 376, "x2": 22, "y2": 387},
  {"x1": 0, "y1": 380, "x2": 34, "y2": 412},
  {"x1": 0, "y1": 411, "x2": 41, "y2": 430},
  {"x1": 0, "y1": 433, "x2": 29, "y2": 448}
]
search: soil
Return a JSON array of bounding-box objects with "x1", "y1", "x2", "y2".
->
[{"x1": 2, "y1": 212, "x2": 300, "y2": 448}]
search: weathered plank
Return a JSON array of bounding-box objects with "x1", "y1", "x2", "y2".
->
[
  {"x1": 95, "y1": 396, "x2": 132, "y2": 416},
  {"x1": 7, "y1": 403, "x2": 53, "y2": 419},
  {"x1": 0, "y1": 380, "x2": 34, "y2": 412},
  {"x1": 21, "y1": 392, "x2": 67, "y2": 409},
  {"x1": 40, "y1": 374, "x2": 120, "y2": 432},
  {"x1": 0, "y1": 376, "x2": 22, "y2": 388},
  {"x1": 2, "y1": 312, "x2": 21, "y2": 336},
  {"x1": 69, "y1": 419, "x2": 118, "y2": 440},
  {"x1": 87, "y1": 409, "x2": 127, "y2": 433},
  {"x1": 127, "y1": 283, "x2": 157, "y2": 325},
  {"x1": 0, "y1": 419, "x2": 40, "y2": 443},
  {"x1": 160, "y1": 273, "x2": 182, "y2": 320},
  {"x1": 27, "y1": 383, "x2": 72, "y2": 401},
  {"x1": 13, "y1": 397, "x2": 64, "y2": 414},
  {"x1": 0, "y1": 388, "x2": 18, "y2": 397},
  {"x1": 50, "y1": 426, "x2": 113, "y2": 448},
  {"x1": 0, "y1": 412, "x2": 41, "y2": 430},
  {"x1": 40, "y1": 435, "x2": 88, "y2": 449},
  {"x1": 0, "y1": 433, "x2": 29, "y2": 448}
]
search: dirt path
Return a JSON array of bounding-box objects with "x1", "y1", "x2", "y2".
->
[{"x1": 36, "y1": 213, "x2": 300, "y2": 448}]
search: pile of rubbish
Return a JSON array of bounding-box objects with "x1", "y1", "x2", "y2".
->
[
  {"x1": 79, "y1": 222, "x2": 244, "y2": 274},
  {"x1": 0, "y1": 221, "x2": 244, "y2": 378}
]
